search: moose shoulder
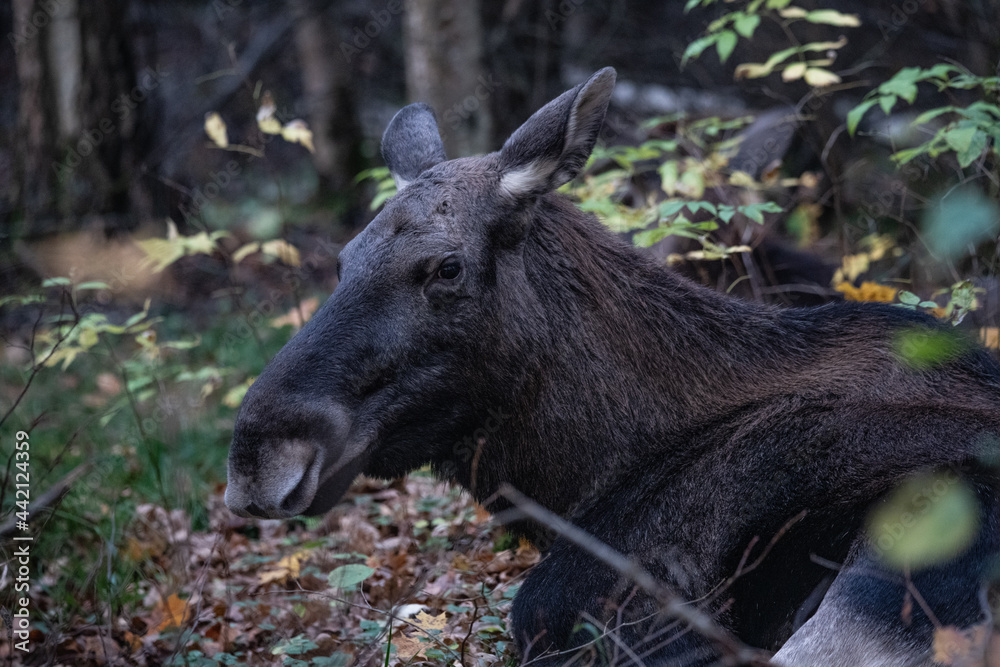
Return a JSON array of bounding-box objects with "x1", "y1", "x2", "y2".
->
[{"x1": 226, "y1": 68, "x2": 1000, "y2": 665}]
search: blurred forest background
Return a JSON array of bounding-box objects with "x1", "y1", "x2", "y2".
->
[{"x1": 1, "y1": 0, "x2": 1000, "y2": 665}]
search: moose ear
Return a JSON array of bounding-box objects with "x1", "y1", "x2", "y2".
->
[
  {"x1": 498, "y1": 67, "x2": 616, "y2": 198},
  {"x1": 381, "y1": 103, "x2": 448, "y2": 191}
]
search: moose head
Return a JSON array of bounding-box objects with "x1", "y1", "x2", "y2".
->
[{"x1": 225, "y1": 68, "x2": 618, "y2": 519}]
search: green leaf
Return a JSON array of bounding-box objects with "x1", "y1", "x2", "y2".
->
[
  {"x1": 878, "y1": 94, "x2": 897, "y2": 116},
  {"x1": 765, "y1": 0, "x2": 792, "y2": 8},
  {"x1": 327, "y1": 564, "x2": 374, "y2": 589},
  {"x1": 75, "y1": 281, "x2": 111, "y2": 291},
  {"x1": 733, "y1": 13, "x2": 760, "y2": 38},
  {"x1": 898, "y1": 291, "x2": 921, "y2": 306},
  {"x1": 923, "y1": 187, "x2": 1000, "y2": 260},
  {"x1": 715, "y1": 30, "x2": 738, "y2": 62},
  {"x1": 943, "y1": 126, "x2": 977, "y2": 154},
  {"x1": 847, "y1": 99, "x2": 877, "y2": 136},
  {"x1": 956, "y1": 129, "x2": 988, "y2": 168},
  {"x1": 718, "y1": 205, "x2": 737, "y2": 223},
  {"x1": 912, "y1": 106, "x2": 958, "y2": 125},
  {"x1": 682, "y1": 35, "x2": 716, "y2": 67},
  {"x1": 867, "y1": 473, "x2": 979, "y2": 571},
  {"x1": 803, "y1": 9, "x2": 860, "y2": 26},
  {"x1": 42, "y1": 277, "x2": 71, "y2": 287},
  {"x1": 633, "y1": 226, "x2": 672, "y2": 248},
  {"x1": 658, "y1": 199, "x2": 687, "y2": 218},
  {"x1": 879, "y1": 70, "x2": 920, "y2": 104}
]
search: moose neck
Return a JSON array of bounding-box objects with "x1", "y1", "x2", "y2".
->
[{"x1": 475, "y1": 195, "x2": 792, "y2": 519}]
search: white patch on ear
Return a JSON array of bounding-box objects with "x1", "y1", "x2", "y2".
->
[
  {"x1": 392, "y1": 174, "x2": 412, "y2": 192},
  {"x1": 500, "y1": 160, "x2": 556, "y2": 197}
]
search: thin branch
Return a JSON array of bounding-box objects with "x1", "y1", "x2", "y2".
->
[{"x1": 496, "y1": 484, "x2": 774, "y2": 667}]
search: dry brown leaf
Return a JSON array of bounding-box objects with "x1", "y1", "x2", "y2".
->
[
  {"x1": 153, "y1": 593, "x2": 192, "y2": 632},
  {"x1": 413, "y1": 611, "x2": 447, "y2": 632},
  {"x1": 393, "y1": 633, "x2": 425, "y2": 660},
  {"x1": 204, "y1": 112, "x2": 229, "y2": 148},
  {"x1": 933, "y1": 624, "x2": 989, "y2": 666}
]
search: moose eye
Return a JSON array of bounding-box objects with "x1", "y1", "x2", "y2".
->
[{"x1": 437, "y1": 261, "x2": 461, "y2": 280}]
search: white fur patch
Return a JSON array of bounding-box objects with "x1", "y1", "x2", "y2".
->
[{"x1": 500, "y1": 161, "x2": 554, "y2": 197}]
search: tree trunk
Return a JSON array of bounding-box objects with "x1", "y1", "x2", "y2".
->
[
  {"x1": 292, "y1": 0, "x2": 364, "y2": 199},
  {"x1": 404, "y1": 0, "x2": 491, "y2": 158},
  {"x1": 12, "y1": 0, "x2": 145, "y2": 238}
]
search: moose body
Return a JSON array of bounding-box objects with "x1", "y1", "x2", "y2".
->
[{"x1": 226, "y1": 69, "x2": 1000, "y2": 665}]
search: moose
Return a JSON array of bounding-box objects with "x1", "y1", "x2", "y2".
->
[{"x1": 226, "y1": 68, "x2": 1000, "y2": 665}]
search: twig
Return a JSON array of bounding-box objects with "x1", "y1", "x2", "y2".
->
[
  {"x1": 0, "y1": 463, "x2": 92, "y2": 538},
  {"x1": 496, "y1": 484, "x2": 773, "y2": 666}
]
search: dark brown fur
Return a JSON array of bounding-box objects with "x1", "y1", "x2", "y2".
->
[{"x1": 227, "y1": 69, "x2": 1000, "y2": 665}]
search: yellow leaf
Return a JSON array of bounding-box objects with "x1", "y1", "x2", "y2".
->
[
  {"x1": 804, "y1": 68, "x2": 841, "y2": 87},
  {"x1": 154, "y1": 594, "x2": 191, "y2": 632},
  {"x1": 136, "y1": 236, "x2": 184, "y2": 273},
  {"x1": 734, "y1": 62, "x2": 773, "y2": 80},
  {"x1": 980, "y1": 327, "x2": 1000, "y2": 350},
  {"x1": 78, "y1": 328, "x2": 99, "y2": 349},
  {"x1": 258, "y1": 550, "x2": 310, "y2": 585},
  {"x1": 204, "y1": 112, "x2": 229, "y2": 148},
  {"x1": 835, "y1": 281, "x2": 898, "y2": 304},
  {"x1": 782, "y1": 62, "x2": 807, "y2": 82},
  {"x1": 260, "y1": 239, "x2": 301, "y2": 266},
  {"x1": 270, "y1": 297, "x2": 319, "y2": 330},
  {"x1": 232, "y1": 242, "x2": 261, "y2": 263},
  {"x1": 778, "y1": 7, "x2": 807, "y2": 18},
  {"x1": 256, "y1": 91, "x2": 282, "y2": 135},
  {"x1": 412, "y1": 611, "x2": 447, "y2": 632},
  {"x1": 223, "y1": 377, "x2": 254, "y2": 408},
  {"x1": 281, "y1": 120, "x2": 315, "y2": 153}
]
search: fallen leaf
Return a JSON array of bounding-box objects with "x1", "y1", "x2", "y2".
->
[
  {"x1": 258, "y1": 550, "x2": 310, "y2": 585},
  {"x1": 153, "y1": 594, "x2": 192, "y2": 632},
  {"x1": 393, "y1": 633, "x2": 425, "y2": 660},
  {"x1": 413, "y1": 611, "x2": 447, "y2": 632}
]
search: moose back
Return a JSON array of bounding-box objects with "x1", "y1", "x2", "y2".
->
[{"x1": 226, "y1": 68, "x2": 1000, "y2": 665}]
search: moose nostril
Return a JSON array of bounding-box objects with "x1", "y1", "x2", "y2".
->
[{"x1": 244, "y1": 501, "x2": 266, "y2": 517}]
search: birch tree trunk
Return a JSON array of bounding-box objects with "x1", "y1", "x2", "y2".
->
[{"x1": 404, "y1": 0, "x2": 492, "y2": 158}]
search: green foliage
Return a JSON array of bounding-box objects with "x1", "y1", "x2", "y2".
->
[
  {"x1": 848, "y1": 65, "x2": 1000, "y2": 169},
  {"x1": 682, "y1": 0, "x2": 858, "y2": 87},
  {"x1": 570, "y1": 116, "x2": 785, "y2": 263},
  {"x1": 355, "y1": 166, "x2": 398, "y2": 211}
]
